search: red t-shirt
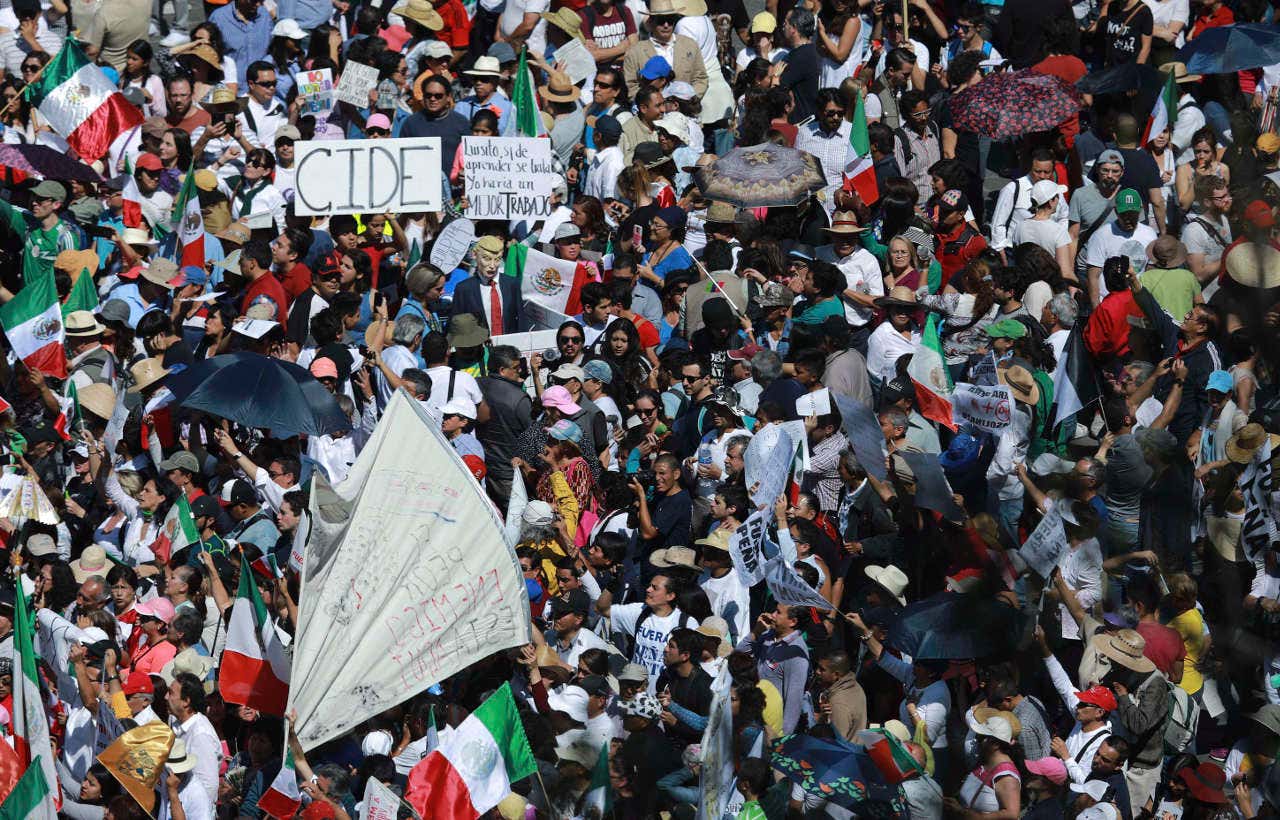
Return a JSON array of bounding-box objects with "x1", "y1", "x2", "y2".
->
[
  {"x1": 937, "y1": 223, "x2": 988, "y2": 282},
  {"x1": 1136, "y1": 621, "x2": 1186, "y2": 678},
  {"x1": 276, "y1": 262, "x2": 313, "y2": 306},
  {"x1": 241, "y1": 272, "x2": 290, "y2": 323},
  {"x1": 436, "y1": 0, "x2": 472, "y2": 49},
  {"x1": 631, "y1": 314, "x2": 660, "y2": 349},
  {"x1": 576, "y1": 3, "x2": 636, "y2": 51},
  {"x1": 1189, "y1": 4, "x2": 1233, "y2": 39}
]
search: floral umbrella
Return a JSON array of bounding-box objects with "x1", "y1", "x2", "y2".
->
[
  {"x1": 692, "y1": 142, "x2": 828, "y2": 208},
  {"x1": 770, "y1": 733, "x2": 909, "y2": 818},
  {"x1": 949, "y1": 69, "x2": 1083, "y2": 140}
]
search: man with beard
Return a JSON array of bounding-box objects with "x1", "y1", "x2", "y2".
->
[{"x1": 1070, "y1": 150, "x2": 1125, "y2": 281}]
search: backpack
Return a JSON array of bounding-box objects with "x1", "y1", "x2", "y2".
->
[
  {"x1": 894, "y1": 121, "x2": 941, "y2": 170},
  {"x1": 1164, "y1": 682, "x2": 1201, "y2": 754}
]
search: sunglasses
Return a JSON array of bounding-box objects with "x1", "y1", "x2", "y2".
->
[
  {"x1": 247, "y1": 160, "x2": 270, "y2": 168},
  {"x1": 681, "y1": 374, "x2": 701, "y2": 382},
  {"x1": 638, "y1": 407, "x2": 657, "y2": 416},
  {"x1": 651, "y1": 15, "x2": 677, "y2": 24},
  {"x1": 254, "y1": 79, "x2": 278, "y2": 87},
  {"x1": 422, "y1": 91, "x2": 447, "y2": 100},
  {"x1": 558, "y1": 335, "x2": 583, "y2": 344},
  {"x1": 21, "y1": 64, "x2": 39, "y2": 73},
  {"x1": 367, "y1": 128, "x2": 389, "y2": 136}
]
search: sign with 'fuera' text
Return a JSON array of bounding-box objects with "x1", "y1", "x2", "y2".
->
[{"x1": 292, "y1": 137, "x2": 442, "y2": 216}]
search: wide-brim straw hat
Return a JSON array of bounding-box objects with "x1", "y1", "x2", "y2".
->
[
  {"x1": 998, "y1": 364, "x2": 1041, "y2": 406},
  {"x1": 392, "y1": 0, "x2": 443, "y2": 30},
  {"x1": 128, "y1": 356, "x2": 171, "y2": 394},
  {"x1": 874, "y1": 285, "x2": 918, "y2": 310},
  {"x1": 1091, "y1": 629, "x2": 1156, "y2": 674},
  {"x1": 824, "y1": 210, "x2": 867, "y2": 235},
  {"x1": 1225, "y1": 422, "x2": 1280, "y2": 464},
  {"x1": 539, "y1": 70, "x2": 579, "y2": 103}
]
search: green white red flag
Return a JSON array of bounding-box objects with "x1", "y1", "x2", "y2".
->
[
  {"x1": 21, "y1": 41, "x2": 143, "y2": 161},
  {"x1": 0, "y1": 272, "x2": 66, "y2": 380}
]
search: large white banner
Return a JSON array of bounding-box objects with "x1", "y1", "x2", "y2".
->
[
  {"x1": 291, "y1": 390, "x2": 529, "y2": 749},
  {"x1": 951, "y1": 382, "x2": 1013, "y2": 432},
  {"x1": 293, "y1": 137, "x2": 443, "y2": 215}
]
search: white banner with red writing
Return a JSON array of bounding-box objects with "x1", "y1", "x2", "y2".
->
[{"x1": 951, "y1": 382, "x2": 1013, "y2": 432}]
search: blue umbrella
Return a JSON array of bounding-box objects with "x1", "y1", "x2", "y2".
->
[
  {"x1": 1178, "y1": 24, "x2": 1280, "y2": 75},
  {"x1": 886, "y1": 592, "x2": 1020, "y2": 660},
  {"x1": 164, "y1": 352, "x2": 352, "y2": 436}
]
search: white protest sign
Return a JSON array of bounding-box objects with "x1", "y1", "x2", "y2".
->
[
  {"x1": 522, "y1": 299, "x2": 573, "y2": 330},
  {"x1": 289, "y1": 509, "x2": 309, "y2": 574},
  {"x1": 699, "y1": 667, "x2": 736, "y2": 820},
  {"x1": 952, "y1": 382, "x2": 1013, "y2": 432},
  {"x1": 297, "y1": 68, "x2": 335, "y2": 121},
  {"x1": 1240, "y1": 438, "x2": 1276, "y2": 562},
  {"x1": 361, "y1": 775, "x2": 404, "y2": 820},
  {"x1": 1019, "y1": 504, "x2": 1068, "y2": 579},
  {"x1": 334, "y1": 61, "x2": 379, "y2": 106},
  {"x1": 744, "y1": 424, "x2": 795, "y2": 508},
  {"x1": 428, "y1": 218, "x2": 476, "y2": 273},
  {"x1": 796, "y1": 388, "x2": 832, "y2": 417},
  {"x1": 728, "y1": 507, "x2": 772, "y2": 585},
  {"x1": 291, "y1": 390, "x2": 529, "y2": 750},
  {"x1": 293, "y1": 137, "x2": 442, "y2": 215},
  {"x1": 463, "y1": 136, "x2": 557, "y2": 220},
  {"x1": 764, "y1": 554, "x2": 834, "y2": 610},
  {"x1": 553, "y1": 37, "x2": 596, "y2": 85}
]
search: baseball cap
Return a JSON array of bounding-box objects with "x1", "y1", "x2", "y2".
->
[
  {"x1": 546, "y1": 685, "x2": 590, "y2": 722},
  {"x1": 24, "y1": 533, "x2": 57, "y2": 557},
  {"x1": 1096, "y1": 149, "x2": 1126, "y2": 168},
  {"x1": 310, "y1": 357, "x2": 339, "y2": 380},
  {"x1": 30, "y1": 180, "x2": 66, "y2": 202},
  {"x1": 487, "y1": 41, "x2": 516, "y2": 63},
  {"x1": 220, "y1": 478, "x2": 258, "y2": 507},
  {"x1": 1114, "y1": 188, "x2": 1142, "y2": 214},
  {"x1": 750, "y1": 11, "x2": 776, "y2": 32},
  {"x1": 577, "y1": 674, "x2": 611, "y2": 696},
  {"x1": 594, "y1": 115, "x2": 622, "y2": 140},
  {"x1": 618, "y1": 663, "x2": 648, "y2": 683},
  {"x1": 134, "y1": 597, "x2": 176, "y2": 624},
  {"x1": 551, "y1": 363, "x2": 585, "y2": 382},
  {"x1": 1206, "y1": 369, "x2": 1233, "y2": 394},
  {"x1": 275, "y1": 124, "x2": 301, "y2": 143},
  {"x1": 190, "y1": 495, "x2": 220, "y2": 518},
  {"x1": 421, "y1": 39, "x2": 452, "y2": 59},
  {"x1": 1076, "y1": 804, "x2": 1119, "y2": 820},
  {"x1": 582, "y1": 359, "x2": 613, "y2": 384},
  {"x1": 985, "y1": 318, "x2": 1028, "y2": 339},
  {"x1": 158, "y1": 450, "x2": 200, "y2": 474},
  {"x1": 123, "y1": 670, "x2": 156, "y2": 697},
  {"x1": 727, "y1": 342, "x2": 763, "y2": 361},
  {"x1": 1025, "y1": 757, "x2": 1068, "y2": 785},
  {"x1": 1178, "y1": 762, "x2": 1228, "y2": 804},
  {"x1": 551, "y1": 588, "x2": 591, "y2": 618},
  {"x1": 441, "y1": 397, "x2": 477, "y2": 420},
  {"x1": 937, "y1": 188, "x2": 968, "y2": 213},
  {"x1": 639, "y1": 56, "x2": 673, "y2": 80},
  {"x1": 666, "y1": 81, "x2": 696, "y2": 101},
  {"x1": 547, "y1": 418, "x2": 583, "y2": 444},
  {"x1": 1074, "y1": 685, "x2": 1118, "y2": 712},
  {"x1": 553, "y1": 222, "x2": 581, "y2": 242},
  {"x1": 135, "y1": 153, "x2": 163, "y2": 172},
  {"x1": 1030, "y1": 179, "x2": 1064, "y2": 206},
  {"x1": 366, "y1": 113, "x2": 392, "y2": 131}
]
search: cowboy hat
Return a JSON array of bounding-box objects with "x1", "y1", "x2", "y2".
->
[
  {"x1": 1225, "y1": 422, "x2": 1280, "y2": 464},
  {"x1": 1091, "y1": 629, "x2": 1156, "y2": 674},
  {"x1": 647, "y1": 0, "x2": 684, "y2": 15},
  {"x1": 539, "y1": 70, "x2": 579, "y2": 104},
  {"x1": 874, "y1": 285, "x2": 919, "y2": 310},
  {"x1": 865, "y1": 564, "x2": 908, "y2": 606},
  {"x1": 76, "y1": 383, "x2": 117, "y2": 420},
  {"x1": 392, "y1": 0, "x2": 444, "y2": 29},
  {"x1": 176, "y1": 42, "x2": 223, "y2": 73},
  {"x1": 166, "y1": 738, "x2": 198, "y2": 775},
  {"x1": 534, "y1": 644, "x2": 574, "y2": 684},
  {"x1": 650, "y1": 545, "x2": 700, "y2": 570},
  {"x1": 998, "y1": 364, "x2": 1041, "y2": 406},
  {"x1": 824, "y1": 210, "x2": 866, "y2": 235},
  {"x1": 121, "y1": 227, "x2": 156, "y2": 248},
  {"x1": 141, "y1": 258, "x2": 180, "y2": 288},
  {"x1": 464, "y1": 56, "x2": 504, "y2": 78},
  {"x1": 64, "y1": 310, "x2": 105, "y2": 338},
  {"x1": 1159, "y1": 61, "x2": 1202, "y2": 84},
  {"x1": 695, "y1": 615, "x2": 732, "y2": 658},
  {"x1": 676, "y1": 0, "x2": 708, "y2": 14},
  {"x1": 127, "y1": 357, "x2": 171, "y2": 394},
  {"x1": 695, "y1": 528, "x2": 732, "y2": 555}
]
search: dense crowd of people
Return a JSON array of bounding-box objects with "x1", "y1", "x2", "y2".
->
[{"x1": 0, "y1": 0, "x2": 1279, "y2": 817}]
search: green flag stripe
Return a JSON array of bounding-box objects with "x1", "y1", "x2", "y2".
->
[
  {"x1": 21, "y1": 40, "x2": 88, "y2": 109},
  {"x1": 0, "y1": 757, "x2": 51, "y2": 820},
  {"x1": 473, "y1": 683, "x2": 537, "y2": 782},
  {"x1": 849, "y1": 91, "x2": 870, "y2": 157},
  {"x1": 237, "y1": 554, "x2": 271, "y2": 626}
]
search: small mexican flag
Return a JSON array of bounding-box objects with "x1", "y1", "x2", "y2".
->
[
  {"x1": 121, "y1": 173, "x2": 143, "y2": 229},
  {"x1": 3, "y1": 577, "x2": 60, "y2": 820},
  {"x1": 175, "y1": 493, "x2": 203, "y2": 554},
  {"x1": 1142, "y1": 68, "x2": 1178, "y2": 145},
  {"x1": 507, "y1": 47, "x2": 546, "y2": 138},
  {"x1": 219, "y1": 554, "x2": 291, "y2": 715},
  {"x1": 0, "y1": 272, "x2": 67, "y2": 380},
  {"x1": 173, "y1": 165, "x2": 205, "y2": 270},
  {"x1": 582, "y1": 742, "x2": 611, "y2": 817},
  {"x1": 257, "y1": 742, "x2": 301, "y2": 820},
  {"x1": 405, "y1": 683, "x2": 536, "y2": 820},
  {"x1": 844, "y1": 90, "x2": 879, "y2": 206},
  {"x1": 52, "y1": 381, "x2": 78, "y2": 442},
  {"x1": 60, "y1": 268, "x2": 98, "y2": 318},
  {"x1": 21, "y1": 41, "x2": 143, "y2": 161},
  {"x1": 906, "y1": 313, "x2": 956, "y2": 431}
]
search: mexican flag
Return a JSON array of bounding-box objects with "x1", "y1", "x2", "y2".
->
[
  {"x1": 219, "y1": 554, "x2": 291, "y2": 715},
  {"x1": 844, "y1": 90, "x2": 879, "y2": 205},
  {"x1": 405, "y1": 683, "x2": 536, "y2": 820},
  {"x1": 21, "y1": 41, "x2": 143, "y2": 161},
  {"x1": 906, "y1": 313, "x2": 956, "y2": 431},
  {"x1": 507, "y1": 47, "x2": 546, "y2": 138},
  {"x1": 1142, "y1": 68, "x2": 1177, "y2": 145},
  {"x1": 257, "y1": 744, "x2": 301, "y2": 820},
  {"x1": 0, "y1": 272, "x2": 67, "y2": 379},
  {"x1": 59, "y1": 268, "x2": 98, "y2": 318},
  {"x1": 520, "y1": 246, "x2": 588, "y2": 327},
  {"x1": 173, "y1": 166, "x2": 205, "y2": 269},
  {"x1": 582, "y1": 742, "x2": 611, "y2": 817},
  {"x1": 174, "y1": 493, "x2": 202, "y2": 554},
  {"x1": 52, "y1": 381, "x2": 78, "y2": 442},
  {"x1": 2, "y1": 582, "x2": 59, "y2": 820},
  {"x1": 121, "y1": 173, "x2": 143, "y2": 229}
]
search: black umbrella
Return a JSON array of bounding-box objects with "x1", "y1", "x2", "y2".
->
[
  {"x1": 1075, "y1": 62, "x2": 1163, "y2": 96},
  {"x1": 164, "y1": 352, "x2": 352, "y2": 436},
  {"x1": 0, "y1": 144, "x2": 103, "y2": 182},
  {"x1": 885, "y1": 592, "x2": 1021, "y2": 659}
]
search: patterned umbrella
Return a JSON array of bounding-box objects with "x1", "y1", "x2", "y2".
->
[
  {"x1": 692, "y1": 142, "x2": 828, "y2": 208},
  {"x1": 770, "y1": 734, "x2": 909, "y2": 818},
  {"x1": 0, "y1": 144, "x2": 102, "y2": 182},
  {"x1": 949, "y1": 70, "x2": 1083, "y2": 140}
]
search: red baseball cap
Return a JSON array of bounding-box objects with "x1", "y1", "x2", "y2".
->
[
  {"x1": 462, "y1": 454, "x2": 486, "y2": 481},
  {"x1": 1074, "y1": 686, "x2": 1117, "y2": 712},
  {"x1": 118, "y1": 264, "x2": 144, "y2": 280},
  {"x1": 123, "y1": 670, "x2": 154, "y2": 696},
  {"x1": 1244, "y1": 200, "x2": 1276, "y2": 228},
  {"x1": 727, "y1": 343, "x2": 763, "y2": 361},
  {"x1": 135, "y1": 152, "x2": 163, "y2": 172}
]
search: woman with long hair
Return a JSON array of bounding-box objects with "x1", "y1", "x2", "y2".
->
[
  {"x1": 813, "y1": 0, "x2": 863, "y2": 90},
  {"x1": 120, "y1": 40, "x2": 166, "y2": 117},
  {"x1": 340, "y1": 248, "x2": 378, "y2": 339},
  {"x1": 157, "y1": 128, "x2": 193, "y2": 194},
  {"x1": 195, "y1": 302, "x2": 237, "y2": 359},
  {"x1": 921, "y1": 251, "x2": 1001, "y2": 378},
  {"x1": 1176, "y1": 126, "x2": 1230, "y2": 212},
  {"x1": 571, "y1": 196, "x2": 609, "y2": 253},
  {"x1": 1, "y1": 62, "x2": 45, "y2": 142},
  {"x1": 638, "y1": 207, "x2": 694, "y2": 293},
  {"x1": 596, "y1": 319, "x2": 652, "y2": 405}
]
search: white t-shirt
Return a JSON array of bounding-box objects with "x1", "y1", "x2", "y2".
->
[
  {"x1": 377, "y1": 344, "x2": 418, "y2": 404},
  {"x1": 499, "y1": 0, "x2": 549, "y2": 59},
  {"x1": 1145, "y1": 0, "x2": 1189, "y2": 47},
  {"x1": 1182, "y1": 213, "x2": 1231, "y2": 264},
  {"x1": 699, "y1": 569, "x2": 751, "y2": 643},
  {"x1": 736, "y1": 45, "x2": 789, "y2": 70},
  {"x1": 609, "y1": 603, "x2": 694, "y2": 693},
  {"x1": 1084, "y1": 220, "x2": 1159, "y2": 298},
  {"x1": 816, "y1": 245, "x2": 884, "y2": 327},
  {"x1": 424, "y1": 365, "x2": 484, "y2": 412},
  {"x1": 1014, "y1": 217, "x2": 1072, "y2": 257}
]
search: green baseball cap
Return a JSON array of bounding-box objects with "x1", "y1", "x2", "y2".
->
[
  {"x1": 30, "y1": 180, "x2": 66, "y2": 202},
  {"x1": 1115, "y1": 188, "x2": 1142, "y2": 214},
  {"x1": 985, "y1": 318, "x2": 1028, "y2": 340}
]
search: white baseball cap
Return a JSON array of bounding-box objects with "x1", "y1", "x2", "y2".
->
[
  {"x1": 441, "y1": 397, "x2": 477, "y2": 420},
  {"x1": 1030, "y1": 178, "x2": 1065, "y2": 207}
]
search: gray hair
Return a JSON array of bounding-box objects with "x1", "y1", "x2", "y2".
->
[
  {"x1": 839, "y1": 448, "x2": 865, "y2": 475},
  {"x1": 83, "y1": 576, "x2": 110, "y2": 602},
  {"x1": 519, "y1": 521, "x2": 556, "y2": 545},
  {"x1": 1127, "y1": 360, "x2": 1156, "y2": 387},
  {"x1": 786, "y1": 6, "x2": 815, "y2": 37},
  {"x1": 392, "y1": 313, "x2": 427, "y2": 347},
  {"x1": 725, "y1": 435, "x2": 751, "y2": 457},
  {"x1": 751, "y1": 349, "x2": 783, "y2": 383},
  {"x1": 313, "y1": 764, "x2": 351, "y2": 798},
  {"x1": 879, "y1": 408, "x2": 908, "y2": 431},
  {"x1": 1048, "y1": 292, "x2": 1077, "y2": 329},
  {"x1": 489, "y1": 344, "x2": 522, "y2": 373},
  {"x1": 400, "y1": 368, "x2": 432, "y2": 399}
]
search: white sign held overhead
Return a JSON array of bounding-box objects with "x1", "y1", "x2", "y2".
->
[
  {"x1": 951, "y1": 382, "x2": 1013, "y2": 432},
  {"x1": 334, "y1": 61, "x2": 379, "y2": 106},
  {"x1": 293, "y1": 138, "x2": 443, "y2": 215},
  {"x1": 428, "y1": 218, "x2": 476, "y2": 273},
  {"x1": 463, "y1": 137, "x2": 557, "y2": 220}
]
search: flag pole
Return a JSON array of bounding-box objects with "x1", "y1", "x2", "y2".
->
[{"x1": 0, "y1": 57, "x2": 52, "y2": 119}]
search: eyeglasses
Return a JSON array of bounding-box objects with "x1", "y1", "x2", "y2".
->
[
  {"x1": 909, "y1": 109, "x2": 931, "y2": 119},
  {"x1": 822, "y1": 108, "x2": 843, "y2": 117},
  {"x1": 594, "y1": 80, "x2": 616, "y2": 88},
  {"x1": 558, "y1": 335, "x2": 583, "y2": 344},
  {"x1": 650, "y1": 221, "x2": 669, "y2": 231}
]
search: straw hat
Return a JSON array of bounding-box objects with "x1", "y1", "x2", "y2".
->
[
  {"x1": 1090, "y1": 629, "x2": 1156, "y2": 674},
  {"x1": 676, "y1": 0, "x2": 708, "y2": 15},
  {"x1": 54, "y1": 248, "x2": 99, "y2": 278},
  {"x1": 127, "y1": 357, "x2": 171, "y2": 394},
  {"x1": 70, "y1": 544, "x2": 114, "y2": 583},
  {"x1": 824, "y1": 210, "x2": 866, "y2": 235},
  {"x1": 695, "y1": 527, "x2": 732, "y2": 555},
  {"x1": 650, "y1": 545, "x2": 700, "y2": 570},
  {"x1": 695, "y1": 616, "x2": 732, "y2": 658},
  {"x1": 541, "y1": 7, "x2": 583, "y2": 39},
  {"x1": 1223, "y1": 242, "x2": 1280, "y2": 289},
  {"x1": 121, "y1": 227, "x2": 155, "y2": 248},
  {"x1": 874, "y1": 285, "x2": 919, "y2": 310},
  {"x1": 76, "y1": 383, "x2": 117, "y2": 420},
  {"x1": 648, "y1": 0, "x2": 684, "y2": 15},
  {"x1": 166, "y1": 738, "x2": 198, "y2": 775},
  {"x1": 1159, "y1": 61, "x2": 1202, "y2": 84},
  {"x1": 464, "y1": 56, "x2": 503, "y2": 78},
  {"x1": 998, "y1": 364, "x2": 1041, "y2": 406},
  {"x1": 972, "y1": 707, "x2": 1023, "y2": 739},
  {"x1": 539, "y1": 70, "x2": 579, "y2": 103},
  {"x1": 202, "y1": 86, "x2": 238, "y2": 110},
  {"x1": 1225, "y1": 422, "x2": 1280, "y2": 464},
  {"x1": 178, "y1": 42, "x2": 223, "y2": 73},
  {"x1": 392, "y1": 0, "x2": 443, "y2": 30},
  {"x1": 534, "y1": 644, "x2": 574, "y2": 684},
  {"x1": 64, "y1": 310, "x2": 105, "y2": 338}
]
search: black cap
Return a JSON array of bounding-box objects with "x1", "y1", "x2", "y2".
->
[
  {"x1": 190, "y1": 495, "x2": 220, "y2": 518},
  {"x1": 632, "y1": 141, "x2": 665, "y2": 168},
  {"x1": 594, "y1": 115, "x2": 622, "y2": 140},
  {"x1": 881, "y1": 377, "x2": 913, "y2": 405},
  {"x1": 552, "y1": 589, "x2": 591, "y2": 618},
  {"x1": 702, "y1": 297, "x2": 736, "y2": 329}
]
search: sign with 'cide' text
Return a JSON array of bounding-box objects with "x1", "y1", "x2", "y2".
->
[{"x1": 293, "y1": 137, "x2": 442, "y2": 216}]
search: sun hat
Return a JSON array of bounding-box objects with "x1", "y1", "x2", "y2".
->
[
  {"x1": 998, "y1": 365, "x2": 1041, "y2": 406},
  {"x1": 824, "y1": 210, "x2": 866, "y2": 235},
  {"x1": 621, "y1": 693, "x2": 662, "y2": 720},
  {"x1": 1226, "y1": 423, "x2": 1280, "y2": 464},
  {"x1": 24, "y1": 533, "x2": 57, "y2": 557},
  {"x1": 546, "y1": 685, "x2": 590, "y2": 722},
  {"x1": 551, "y1": 363, "x2": 586, "y2": 382},
  {"x1": 441, "y1": 397, "x2": 477, "y2": 420},
  {"x1": 134, "y1": 596, "x2": 177, "y2": 625},
  {"x1": 650, "y1": 545, "x2": 700, "y2": 570},
  {"x1": 582, "y1": 359, "x2": 613, "y2": 384},
  {"x1": 157, "y1": 649, "x2": 215, "y2": 691},
  {"x1": 695, "y1": 615, "x2": 732, "y2": 658},
  {"x1": 271, "y1": 18, "x2": 307, "y2": 39},
  {"x1": 985, "y1": 318, "x2": 1027, "y2": 339},
  {"x1": 64, "y1": 310, "x2": 105, "y2": 338},
  {"x1": 539, "y1": 70, "x2": 579, "y2": 103},
  {"x1": 1025, "y1": 757, "x2": 1068, "y2": 785},
  {"x1": 541, "y1": 7, "x2": 584, "y2": 38},
  {"x1": 865, "y1": 564, "x2": 908, "y2": 606},
  {"x1": 464, "y1": 56, "x2": 504, "y2": 77},
  {"x1": 695, "y1": 528, "x2": 733, "y2": 556},
  {"x1": 1159, "y1": 61, "x2": 1201, "y2": 83},
  {"x1": 633, "y1": 140, "x2": 670, "y2": 169},
  {"x1": 547, "y1": 418, "x2": 584, "y2": 444},
  {"x1": 127, "y1": 357, "x2": 170, "y2": 393},
  {"x1": 446, "y1": 313, "x2": 490, "y2": 347},
  {"x1": 972, "y1": 707, "x2": 1022, "y2": 738},
  {"x1": 1206, "y1": 369, "x2": 1233, "y2": 394},
  {"x1": 1179, "y1": 762, "x2": 1228, "y2": 804},
  {"x1": 541, "y1": 385, "x2": 582, "y2": 415},
  {"x1": 874, "y1": 285, "x2": 918, "y2": 310},
  {"x1": 55, "y1": 249, "x2": 100, "y2": 278},
  {"x1": 391, "y1": 0, "x2": 443, "y2": 29},
  {"x1": 971, "y1": 714, "x2": 1015, "y2": 744},
  {"x1": 639, "y1": 55, "x2": 674, "y2": 81},
  {"x1": 654, "y1": 112, "x2": 689, "y2": 142},
  {"x1": 166, "y1": 738, "x2": 198, "y2": 775},
  {"x1": 141, "y1": 258, "x2": 180, "y2": 288},
  {"x1": 121, "y1": 227, "x2": 155, "y2": 248},
  {"x1": 1114, "y1": 188, "x2": 1142, "y2": 214},
  {"x1": 77, "y1": 384, "x2": 116, "y2": 420}
]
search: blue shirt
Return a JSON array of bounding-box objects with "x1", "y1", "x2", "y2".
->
[
  {"x1": 107, "y1": 283, "x2": 161, "y2": 328},
  {"x1": 209, "y1": 4, "x2": 273, "y2": 87},
  {"x1": 455, "y1": 94, "x2": 513, "y2": 135},
  {"x1": 276, "y1": 0, "x2": 330, "y2": 29}
]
